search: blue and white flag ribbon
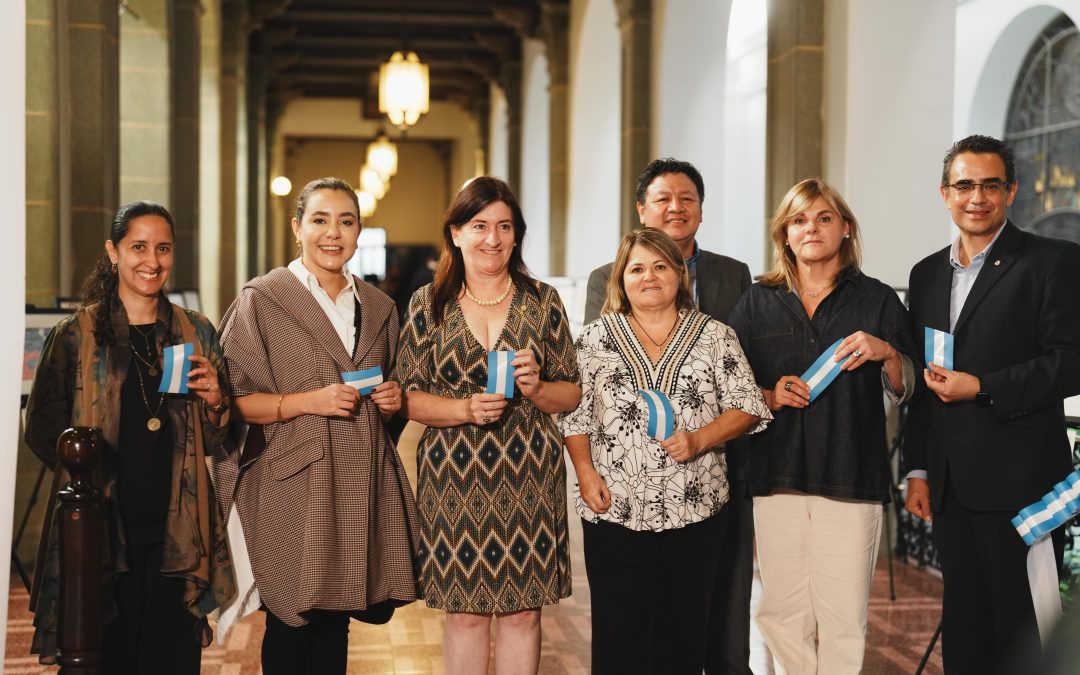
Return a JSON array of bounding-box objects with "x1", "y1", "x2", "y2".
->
[
  {"x1": 487, "y1": 351, "x2": 516, "y2": 397},
  {"x1": 1011, "y1": 469, "x2": 1080, "y2": 643},
  {"x1": 924, "y1": 327, "x2": 954, "y2": 370},
  {"x1": 639, "y1": 389, "x2": 676, "y2": 441},
  {"x1": 342, "y1": 366, "x2": 384, "y2": 395},
  {"x1": 158, "y1": 343, "x2": 193, "y2": 394},
  {"x1": 800, "y1": 338, "x2": 851, "y2": 402}
]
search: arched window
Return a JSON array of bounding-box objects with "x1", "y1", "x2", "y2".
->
[{"x1": 1004, "y1": 14, "x2": 1080, "y2": 242}]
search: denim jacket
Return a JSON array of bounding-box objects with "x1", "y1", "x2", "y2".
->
[{"x1": 727, "y1": 268, "x2": 917, "y2": 502}]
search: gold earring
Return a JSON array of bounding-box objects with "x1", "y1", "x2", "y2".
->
[{"x1": 111, "y1": 262, "x2": 117, "y2": 272}]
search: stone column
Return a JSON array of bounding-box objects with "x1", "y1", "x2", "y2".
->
[
  {"x1": 246, "y1": 32, "x2": 268, "y2": 280},
  {"x1": 170, "y1": 0, "x2": 202, "y2": 288},
  {"x1": 541, "y1": 0, "x2": 569, "y2": 276},
  {"x1": 766, "y1": 0, "x2": 824, "y2": 219},
  {"x1": 615, "y1": 0, "x2": 651, "y2": 234},
  {"x1": 218, "y1": 0, "x2": 247, "y2": 313},
  {"x1": 499, "y1": 57, "x2": 524, "y2": 195},
  {"x1": 66, "y1": 0, "x2": 120, "y2": 291},
  {"x1": 25, "y1": 0, "x2": 61, "y2": 306}
]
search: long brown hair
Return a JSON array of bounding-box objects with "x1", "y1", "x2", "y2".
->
[
  {"x1": 431, "y1": 177, "x2": 535, "y2": 324},
  {"x1": 80, "y1": 201, "x2": 176, "y2": 347},
  {"x1": 757, "y1": 178, "x2": 862, "y2": 291},
  {"x1": 601, "y1": 228, "x2": 695, "y2": 315}
]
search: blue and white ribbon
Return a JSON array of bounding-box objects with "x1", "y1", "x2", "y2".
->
[
  {"x1": 639, "y1": 389, "x2": 676, "y2": 441},
  {"x1": 800, "y1": 338, "x2": 851, "y2": 402},
  {"x1": 1011, "y1": 469, "x2": 1080, "y2": 643},
  {"x1": 158, "y1": 343, "x2": 193, "y2": 394},
  {"x1": 924, "y1": 327, "x2": 954, "y2": 370},
  {"x1": 342, "y1": 366, "x2": 384, "y2": 395},
  {"x1": 487, "y1": 351, "x2": 516, "y2": 397}
]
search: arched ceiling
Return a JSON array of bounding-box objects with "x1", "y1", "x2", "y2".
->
[{"x1": 248, "y1": 0, "x2": 550, "y2": 113}]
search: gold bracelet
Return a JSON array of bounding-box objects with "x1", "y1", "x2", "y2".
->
[{"x1": 276, "y1": 394, "x2": 286, "y2": 421}]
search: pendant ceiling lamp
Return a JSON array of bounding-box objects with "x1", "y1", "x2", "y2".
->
[
  {"x1": 359, "y1": 165, "x2": 387, "y2": 200},
  {"x1": 356, "y1": 190, "x2": 377, "y2": 219},
  {"x1": 367, "y1": 133, "x2": 399, "y2": 182},
  {"x1": 378, "y1": 1, "x2": 429, "y2": 130},
  {"x1": 379, "y1": 51, "x2": 429, "y2": 129}
]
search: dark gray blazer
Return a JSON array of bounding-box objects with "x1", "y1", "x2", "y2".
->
[
  {"x1": 903, "y1": 222, "x2": 1080, "y2": 512},
  {"x1": 582, "y1": 249, "x2": 752, "y2": 325}
]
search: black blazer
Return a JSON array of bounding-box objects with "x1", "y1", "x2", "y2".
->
[
  {"x1": 582, "y1": 249, "x2": 752, "y2": 325},
  {"x1": 903, "y1": 222, "x2": 1080, "y2": 513}
]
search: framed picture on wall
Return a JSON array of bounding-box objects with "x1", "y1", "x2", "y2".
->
[{"x1": 24, "y1": 309, "x2": 72, "y2": 401}]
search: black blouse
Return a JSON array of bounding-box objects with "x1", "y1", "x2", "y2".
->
[{"x1": 727, "y1": 268, "x2": 917, "y2": 502}]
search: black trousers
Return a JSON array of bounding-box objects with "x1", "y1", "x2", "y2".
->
[
  {"x1": 102, "y1": 543, "x2": 201, "y2": 675},
  {"x1": 583, "y1": 509, "x2": 729, "y2": 675},
  {"x1": 705, "y1": 481, "x2": 754, "y2": 675},
  {"x1": 934, "y1": 475, "x2": 1064, "y2": 675},
  {"x1": 261, "y1": 608, "x2": 351, "y2": 675}
]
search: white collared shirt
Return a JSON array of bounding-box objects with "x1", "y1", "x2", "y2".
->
[{"x1": 288, "y1": 257, "x2": 362, "y2": 354}]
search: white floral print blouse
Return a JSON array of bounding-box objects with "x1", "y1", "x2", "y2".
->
[{"x1": 559, "y1": 310, "x2": 771, "y2": 532}]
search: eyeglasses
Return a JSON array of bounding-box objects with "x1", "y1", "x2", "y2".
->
[{"x1": 943, "y1": 180, "x2": 1012, "y2": 195}]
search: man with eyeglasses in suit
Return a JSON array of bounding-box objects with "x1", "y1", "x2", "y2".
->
[{"x1": 903, "y1": 134, "x2": 1080, "y2": 673}]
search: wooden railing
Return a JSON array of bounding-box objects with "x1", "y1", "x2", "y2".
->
[{"x1": 55, "y1": 426, "x2": 104, "y2": 674}]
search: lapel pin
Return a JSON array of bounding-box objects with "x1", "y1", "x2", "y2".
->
[{"x1": 994, "y1": 260, "x2": 1001, "y2": 266}]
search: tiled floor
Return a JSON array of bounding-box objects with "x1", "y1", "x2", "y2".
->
[{"x1": 4, "y1": 422, "x2": 944, "y2": 674}]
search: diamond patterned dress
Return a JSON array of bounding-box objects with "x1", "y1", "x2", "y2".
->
[{"x1": 397, "y1": 281, "x2": 579, "y2": 613}]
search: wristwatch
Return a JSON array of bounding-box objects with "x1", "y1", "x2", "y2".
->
[{"x1": 975, "y1": 391, "x2": 993, "y2": 408}]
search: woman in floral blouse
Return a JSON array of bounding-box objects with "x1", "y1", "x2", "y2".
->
[{"x1": 560, "y1": 228, "x2": 770, "y2": 674}]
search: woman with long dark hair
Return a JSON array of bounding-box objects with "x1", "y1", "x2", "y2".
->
[
  {"x1": 24, "y1": 201, "x2": 235, "y2": 672},
  {"x1": 216, "y1": 177, "x2": 419, "y2": 674},
  {"x1": 397, "y1": 176, "x2": 581, "y2": 673}
]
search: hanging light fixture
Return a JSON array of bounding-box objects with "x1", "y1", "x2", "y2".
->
[
  {"x1": 359, "y1": 165, "x2": 387, "y2": 200},
  {"x1": 379, "y1": 51, "x2": 429, "y2": 129},
  {"x1": 356, "y1": 190, "x2": 377, "y2": 219},
  {"x1": 366, "y1": 133, "x2": 399, "y2": 182}
]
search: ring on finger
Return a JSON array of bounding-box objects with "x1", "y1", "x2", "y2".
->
[
  {"x1": 853, "y1": 349, "x2": 864, "y2": 358},
  {"x1": 783, "y1": 381, "x2": 793, "y2": 392},
  {"x1": 483, "y1": 416, "x2": 491, "y2": 424}
]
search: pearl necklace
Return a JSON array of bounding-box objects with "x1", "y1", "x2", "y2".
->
[{"x1": 463, "y1": 277, "x2": 513, "y2": 306}]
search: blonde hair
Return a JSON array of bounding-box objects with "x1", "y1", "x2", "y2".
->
[
  {"x1": 758, "y1": 178, "x2": 862, "y2": 290},
  {"x1": 601, "y1": 228, "x2": 696, "y2": 315}
]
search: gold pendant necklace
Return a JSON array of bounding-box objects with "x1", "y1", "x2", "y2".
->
[
  {"x1": 629, "y1": 313, "x2": 679, "y2": 355},
  {"x1": 463, "y1": 277, "x2": 513, "y2": 306},
  {"x1": 131, "y1": 350, "x2": 165, "y2": 431}
]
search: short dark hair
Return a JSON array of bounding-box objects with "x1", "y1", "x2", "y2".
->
[
  {"x1": 941, "y1": 135, "x2": 1017, "y2": 186},
  {"x1": 635, "y1": 158, "x2": 705, "y2": 205}
]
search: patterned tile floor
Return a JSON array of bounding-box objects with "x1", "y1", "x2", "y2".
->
[{"x1": 4, "y1": 422, "x2": 944, "y2": 674}]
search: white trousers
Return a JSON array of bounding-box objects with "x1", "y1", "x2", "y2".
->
[{"x1": 753, "y1": 492, "x2": 883, "y2": 675}]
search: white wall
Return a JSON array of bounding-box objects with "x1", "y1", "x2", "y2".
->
[
  {"x1": 824, "y1": 0, "x2": 955, "y2": 287},
  {"x1": 566, "y1": 0, "x2": 621, "y2": 278},
  {"x1": 520, "y1": 38, "x2": 551, "y2": 276},
  {"x1": 2, "y1": 0, "x2": 26, "y2": 657},
  {"x1": 488, "y1": 81, "x2": 509, "y2": 182},
  {"x1": 722, "y1": 0, "x2": 768, "y2": 274}
]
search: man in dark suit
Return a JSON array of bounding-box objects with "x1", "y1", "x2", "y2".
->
[
  {"x1": 904, "y1": 135, "x2": 1080, "y2": 673},
  {"x1": 583, "y1": 158, "x2": 754, "y2": 675}
]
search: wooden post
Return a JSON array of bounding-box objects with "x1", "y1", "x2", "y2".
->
[{"x1": 56, "y1": 426, "x2": 104, "y2": 674}]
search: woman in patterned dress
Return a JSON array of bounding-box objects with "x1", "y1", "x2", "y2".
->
[
  {"x1": 397, "y1": 176, "x2": 581, "y2": 674},
  {"x1": 559, "y1": 228, "x2": 770, "y2": 674}
]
